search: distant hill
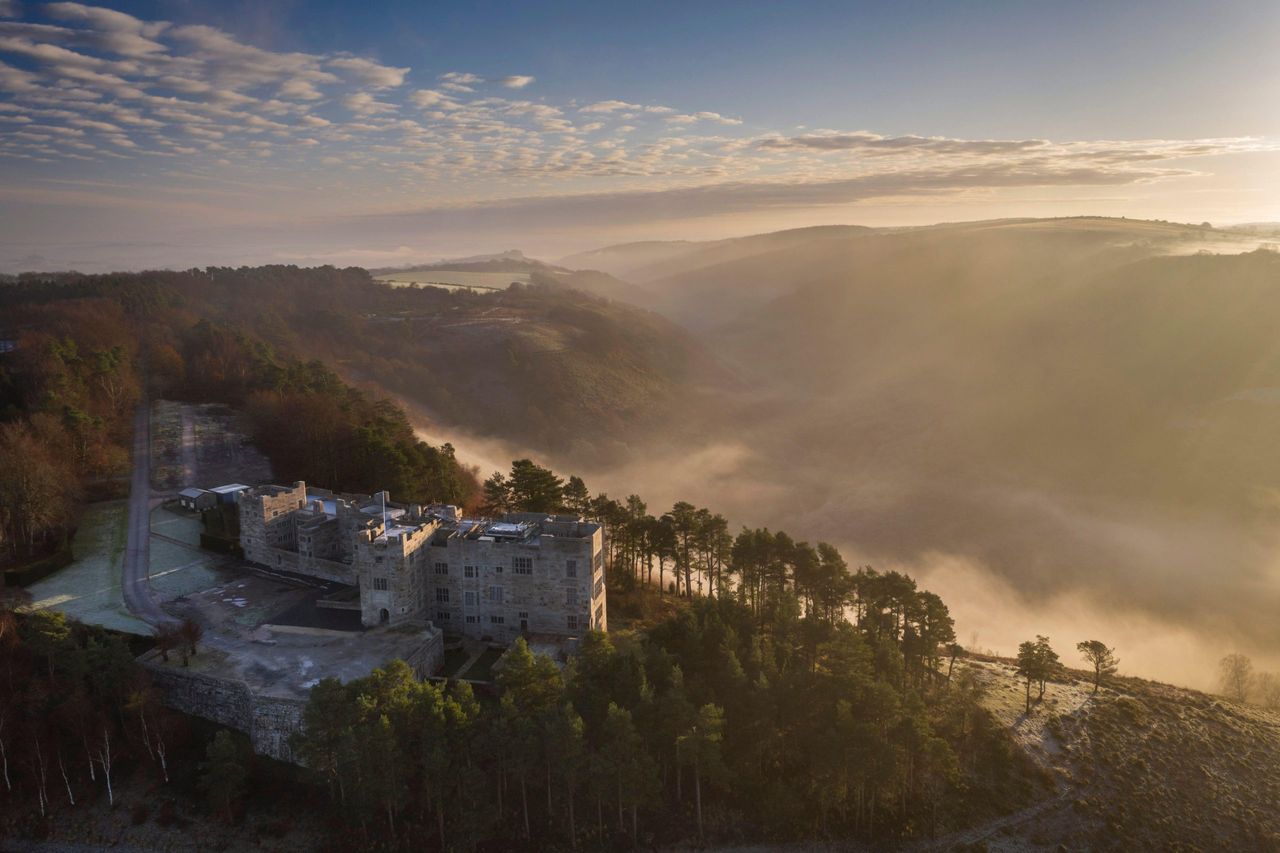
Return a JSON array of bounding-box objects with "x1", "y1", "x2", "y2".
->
[
  {"x1": 374, "y1": 255, "x2": 653, "y2": 306},
  {"x1": 559, "y1": 224, "x2": 872, "y2": 289},
  {"x1": 565, "y1": 217, "x2": 1251, "y2": 328}
]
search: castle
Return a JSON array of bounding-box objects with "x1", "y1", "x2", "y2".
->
[{"x1": 238, "y1": 481, "x2": 606, "y2": 642}]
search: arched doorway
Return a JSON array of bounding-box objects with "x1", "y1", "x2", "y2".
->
[{"x1": 379, "y1": 608, "x2": 390, "y2": 624}]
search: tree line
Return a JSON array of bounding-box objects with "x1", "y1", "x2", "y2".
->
[
  {"x1": 168, "y1": 319, "x2": 475, "y2": 505},
  {"x1": 0, "y1": 607, "x2": 186, "y2": 826},
  {"x1": 293, "y1": 458, "x2": 1048, "y2": 848},
  {"x1": 0, "y1": 298, "x2": 140, "y2": 566},
  {"x1": 1218, "y1": 652, "x2": 1280, "y2": 708},
  {"x1": 295, "y1": 597, "x2": 1040, "y2": 849}
]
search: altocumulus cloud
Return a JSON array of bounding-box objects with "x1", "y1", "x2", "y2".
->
[{"x1": 0, "y1": 0, "x2": 1276, "y2": 266}]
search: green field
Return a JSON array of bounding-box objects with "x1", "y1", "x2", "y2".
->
[
  {"x1": 373, "y1": 269, "x2": 531, "y2": 292},
  {"x1": 25, "y1": 501, "x2": 152, "y2": 635}
]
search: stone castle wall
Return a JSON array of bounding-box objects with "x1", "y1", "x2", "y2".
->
[
  {"x1": 140, "y1": 624, "x2": 443, "y2": 764},
  {"x1": 239, "y1": 482, "x2": 308, "y2": 568},
  {"x1": 425, "y1": 526, "x2": 606, "y2": 642},
  {"x1": 141, "y1": 662, "x2": 305, "y2": 763}
]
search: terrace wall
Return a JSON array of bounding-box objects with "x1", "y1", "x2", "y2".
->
[{"x1": 141, "y1": 661, "x2": 305, "y2": 763}]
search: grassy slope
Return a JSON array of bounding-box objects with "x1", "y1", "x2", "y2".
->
[{"x1": 947, "y1": 659, "x2": 1280, "y2": 851}]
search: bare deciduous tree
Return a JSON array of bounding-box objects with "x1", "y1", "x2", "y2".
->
[{"x1": 1219, "y1": 653, "x2": 1253, "y2": 703}]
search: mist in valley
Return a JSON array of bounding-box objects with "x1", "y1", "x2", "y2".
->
[{"x1": 417, "y1": 218, "x2": 1280, "y2": 691}]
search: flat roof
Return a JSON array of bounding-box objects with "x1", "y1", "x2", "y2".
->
[
  {"x1": 361, "y1": 504, "x2": 406, "y2": 519},
  {"x1": 378, "y1": 523, "x2": 419, "y2": 541},
  {"x1": 306, "y1": 496, "x2": 338, "y2": 516},
  {"x1": 210, "y1": 483, "x2": 251, "y2": 494},
  {"x1": 179, "y1": 487, "x2": 210, "y2": 498}
]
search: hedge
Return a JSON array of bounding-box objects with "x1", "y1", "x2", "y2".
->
[{"x1": 3, "y1": 548, "x2": 74, "y2": 587}]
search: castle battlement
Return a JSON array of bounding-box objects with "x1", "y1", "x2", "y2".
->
[{"x1": 238, "y1": 481, "x2": 606, "y2": 641}]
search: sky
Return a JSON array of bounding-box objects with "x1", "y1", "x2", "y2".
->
[{"x1": 1, "y1": 0, "x2": 1279, "y2": 271}]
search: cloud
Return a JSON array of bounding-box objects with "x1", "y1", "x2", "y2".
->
[
  {"x1": 167, "y1": 23, "x2": 339, "y2": 94},
  {"x1": 278, "y1": 77, "x2": 323, "y2": 101},
  {"x1": 495, "y1": 74, "x2": 533, "y2": 89},
  {"x1": 338, "y1": 158, "x2": 1219, "y2": 238},
  {"x1": 409, "y1": 88, "x2": 448, "y2": 108},
  {"x1": 439, "y1": 70, "x2": 481, "y2": 92},
  {"x1": 0, "y1": 0, "x2": 1273, "y2": 255},
  {"x1": 666, "y1": 111, "x2": 741, "y2": 126},
  {"x1": 342, "y1": 91, "x2": 396, "y2": 116},
  {"x1": 580, "y1": 99, "x2": 641, "y2": 113},
  {"x1": 758, "y1": 131, "x2": 1048, "y2": 154},
  {"x1": 42, "y1": 1, "x2": 167, "y2": 56},
  {"x1": 328, "y1": 55, "x2": 408, "y2": 88}
]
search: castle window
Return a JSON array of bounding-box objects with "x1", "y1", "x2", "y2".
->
[
  {"x1": 466, "y1": 615, "x2": 479, "y2": 624},
  {"x1": 565, "y1": 559, "x2": 577, "y2": 578},
  {"x1": 595, "y1": 604, "x2": 604, "y2": 627},
  {"x1": 518, "y1": 611, "x2": 529, "y2": 620},
  {"x1": 434, "y1": 562, "x2": 449, "y2": 575},
  {"x1": 465, "y1": 590, "x2": 477, "y2": 606},
  {"x1": 565, "y1": 588, "x2": 578, "y2": 606},
  {"x1": 488, "y1": 586, "x2": 504, "y2": 604},
  {"x1": 436, "y1": 587, "x2": 450, "y2": 603},
  {"x1": 464, "y1": 565, "x2": 476, "y2": 578},
  {"x1": 567, "y1": 615, "x2": 579, "y2": 631},
  {"x1": 594, "y1": 577, "x2": 605, "y2": 600},
  {"x1": 373, "y1": 577, "x2": 389, "y2": 591},
  {"x1": 490, "y1": 615, "x2": 505, "y2": 625},
  {"x1": 494, "y1": 563, "x2": 503, "y2": 573},
  {"x1": 513, "y1": 556, "x2": 533, "y2": 575},
  {"x1": 436, "y1": 611, "x2": 451, "y2": 621}
]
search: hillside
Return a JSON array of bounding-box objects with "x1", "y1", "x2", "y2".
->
[
  {"x1": 0, "y1": 266, "x2": 722, "y2": 464},
  {"x1": 567, "y1": 218, "x2": 1253, "y2": 328},
  {"x1": 936, "y1": 659, "x2": 1280, "y2": 850},
  {"x1": 557, "y1": 219, "x2": 1280, "y2": 686},
  {"x1": 560, "y1": 225, "x2": 873, "y2": 321},
  {"x1": 375, "y1": 256, "x2": 653, "y2": 306},
  {"x1": 328, "y1": 280, "x2": 724, "y2": 461}
]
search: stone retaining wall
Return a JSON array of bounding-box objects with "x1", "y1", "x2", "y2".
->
[{"x1": 141, "y1": 661, "x2": 305, "y2": 763}]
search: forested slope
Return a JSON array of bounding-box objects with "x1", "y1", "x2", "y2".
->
[
  {"x1": 2, "y1": 266, "x2": 719, "y2": 462},
  {"x1": 0, "y1": 273, "x2": 477, "y2": 573}
]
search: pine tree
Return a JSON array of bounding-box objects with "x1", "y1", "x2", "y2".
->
[
  {"x1": 200, "y1": 730, "x2": 247, "y2": 822},
  {"x1": 1076, "y1": 640, "x2": 1118, "y2": 694}
]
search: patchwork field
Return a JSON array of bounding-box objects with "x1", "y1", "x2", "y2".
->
[{"x1": 373, "y1": 269, "x2": 532, "y2": 292}]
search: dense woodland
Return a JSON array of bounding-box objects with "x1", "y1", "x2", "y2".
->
[
  {"x1": 0, "y1": 270, "x2": 477, "y2": 572},
  {"x1": 0, "y1": 265, "x2": 710, "y2": 459},
  {"x1": 293, "y1": 460, "x2": 1042, "y2": 849},
  {"x1": 0, "y1": 608, "x2": 200, "y2": 834}
]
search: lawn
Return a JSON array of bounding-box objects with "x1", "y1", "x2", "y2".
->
[
  {"x1": 463, "y1": 646, "x2": 505, "y2": 682},
  {"x1": 25, "y1": 501, "x2": 152, "y2": 635}
]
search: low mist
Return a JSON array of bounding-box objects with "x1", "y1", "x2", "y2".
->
[{"x1": 415, "y1": 220, "x2": 1280, "y2": 691}]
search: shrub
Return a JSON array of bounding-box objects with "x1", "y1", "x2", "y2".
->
[{"x1": 1113, "y1": 695, "x2": 1149, "y2": 725}]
